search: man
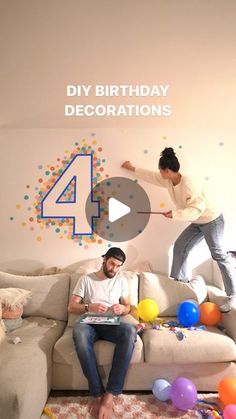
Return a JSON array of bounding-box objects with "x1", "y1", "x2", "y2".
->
[{"x1": 68, "y1": 247, "x2": 137, "y2": 419}]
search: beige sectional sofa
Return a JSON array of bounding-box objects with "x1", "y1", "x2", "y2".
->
[{"x1": 0, "y1": 269, "x2": 236, "y2": 419}]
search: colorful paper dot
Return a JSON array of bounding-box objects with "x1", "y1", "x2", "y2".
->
[
  {"x1": 24, "y1": 195, "x2": 29, "y2": 200},
  {"x1": 36, "y1": 236, "x2": 42, "y2": 241},
  {"x1": 144, "y1": 149, "x2": 148, "y2": 154}
]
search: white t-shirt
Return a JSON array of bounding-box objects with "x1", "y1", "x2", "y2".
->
[{"x1": 72, "y1": 273, "x2": 129, "y2": 307}]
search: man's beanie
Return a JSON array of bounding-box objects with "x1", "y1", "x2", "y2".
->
[{"x1": 102, "y1": 247, "x2": 126, "y2": 264}]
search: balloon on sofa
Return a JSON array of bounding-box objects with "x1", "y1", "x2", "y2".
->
[
  {"x1": 177, "y1": 300, "x2": 200, "y2": 327},
  {"x1": 219, "y1": 377, "x2": 236, "y2": 405},
  {"x1": 152, "y1": 378, "x2": 171, "y2": 401},
  {"x1": 137, "y1": 299, "x2": 159, "y2": 322},
  {"x1": 199, "y1": 302, "x2": 221, "y2": 326},
  {"x1": 170, "y1": 377, "x2": 197, "y2": 411}
]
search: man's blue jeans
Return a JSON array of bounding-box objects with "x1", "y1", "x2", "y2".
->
[
  {"x1": 72, "y1": 322, "x2": 137, "y2": 397},
  {"x1": 171, "y1": 214, "x2": 236, "y2": 296}
]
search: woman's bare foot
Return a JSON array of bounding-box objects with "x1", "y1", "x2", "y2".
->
[{"x1": 98, "y1": 392, "x2": 114, "y2": 419}]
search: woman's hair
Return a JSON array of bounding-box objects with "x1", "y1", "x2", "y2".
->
[{"x1": 158, "y1": 147, "x2": 180, "y2": 172}]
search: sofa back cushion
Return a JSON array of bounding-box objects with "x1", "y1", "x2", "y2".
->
[
  {"x1": 0, "y1": 272, "x2": 70, "y2": 321},
  {"x1": 67, "y1": 271, "x2": 139, "y2": 327},
  {"x1": 139, "y1": 273, "x2": 207, "y2": 316}
]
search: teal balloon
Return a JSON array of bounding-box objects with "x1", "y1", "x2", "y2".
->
[
  {"x1": 152, "y1": 378, "x2": 171, "y2": 401},
  {"x1": 177, "y1": 300, "x2": 200, "y2": 327}
]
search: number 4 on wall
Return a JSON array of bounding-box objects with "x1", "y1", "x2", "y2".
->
[{"x1": 41, "y1": 154, "x2": 100, "y2": 235}]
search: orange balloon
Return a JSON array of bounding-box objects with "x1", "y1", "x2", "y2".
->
[
  {"x1": 219, "y1": 377, "x2": 236, "y2": 405},
  {"x1": 199, "y1": 302, "x2": 221, "y2": 326}
]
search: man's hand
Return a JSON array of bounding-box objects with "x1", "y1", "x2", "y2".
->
[
  {"x1": 162, "y1": 210, "x2": 173, "y2": 218},
  {"x1": 110, "y1": 304, "x2": 125, "y2": 315},
  {"x1": 88, "y1": 303, "x2": 108, "y2": 313},
  {"x1": 121, "y1": 161, "x2": 135, "y2": 172}
]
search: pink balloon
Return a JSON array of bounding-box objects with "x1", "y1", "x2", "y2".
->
[{"x1": 223, "y1": 404, "x2": 236, "y2": 419}]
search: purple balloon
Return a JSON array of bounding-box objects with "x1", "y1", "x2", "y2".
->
[{"x1": 170, "y1": 377, "x2": 197, "y2": 411}]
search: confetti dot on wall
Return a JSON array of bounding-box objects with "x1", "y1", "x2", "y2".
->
[
  {"x1": 219, "y1": 141, "x2": 224, "y2": 146},
  {"x1": 24, "y1": 195, "x2": 29, "y2": 200},
  {"x1": 38, "y1": 165, "x2": 43, "y2": 170},
  {"x1": 144, "y1": 149, "x2": 148, "y2": 154},
  {"x1": 36, "y1": 236, "x2": 42, "y2": 241},
  {"x1": 205, "y1": 176, "x2": 210, "y2": 181},
  {"x1": 160, "y1": 202, "x2": 165, "y2": 208},
  {"x1": 10, "y1": 217, "x2": 14, "y2": 221},
  {"x1": 162, "y1": 136, "x2": 167, "y2": 140},
  {"x1": 178, "y1": 145, "x2": 182, "y2": 149},
  {"x1": 16, "y1": 204, "x2": 21, "y2": 209}
]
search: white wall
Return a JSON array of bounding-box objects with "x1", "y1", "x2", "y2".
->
[{"x1": 0, "y1": 1, "x2": 236, "y2": 281}]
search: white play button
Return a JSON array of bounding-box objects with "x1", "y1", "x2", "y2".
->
[{"x1": 108, "y1": 197, "x2": 131, "y2": 223}]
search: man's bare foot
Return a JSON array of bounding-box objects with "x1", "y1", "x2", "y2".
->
[
  {"x1": 98, "y1": 392, "x2": 114, "y2": 419},
  {"x1": 89, "y1": 396, "x2": 102, "y2": 418}
]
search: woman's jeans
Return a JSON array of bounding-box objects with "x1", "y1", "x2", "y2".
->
[
  {"x1": 72, "y1": 322, "x2": 137, "y2": 397},
  {"x1": 171, "y1": 214, "x2": 236, "y2": 296}
]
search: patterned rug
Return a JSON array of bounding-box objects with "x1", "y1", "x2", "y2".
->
[{"x1": 41, "y1": 393, "x2": 222, "y2": 419}]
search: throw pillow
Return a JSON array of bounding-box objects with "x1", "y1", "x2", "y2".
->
[
  {"x1": 0, "y1": 271, "x2": 70, "y2": 321},
  {"x1": 0, "y1": 288, "x2": 32, "y2": 310},
  {"x1": 0, "y1": 287, "x2": 31, "y2": 333},
  {"x1": 0, "y1": 304, "x2": 6, "y2": 343}
]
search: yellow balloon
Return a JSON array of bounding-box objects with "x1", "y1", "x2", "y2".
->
[{"x1": 137, "y1": 299, "x2": 159, "y2": 322}]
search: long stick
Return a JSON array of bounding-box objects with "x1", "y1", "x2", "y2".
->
[{"x1": 136, "y1": 211, "x2": 165, "y2": 214}]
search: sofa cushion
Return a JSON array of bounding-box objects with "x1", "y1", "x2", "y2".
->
[
  {"x1": 142, "y1": 326, "x2": 236, "y2": 364},
  {"x1": 0, "y1": 272, "x2": 70, "y2": 321},
  {"x1": 68, "y1": 271, "x2": 139, "y2": 327},
  {"x1": 53, "y1": 324, "x2": 143, "y2": 366},
  {"x1": 139, "y1": 273, "x2": 208, "y2": 316}
]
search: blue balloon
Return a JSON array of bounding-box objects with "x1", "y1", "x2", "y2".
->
[
  {"x1": 177, "y1": 300, "x2": 200, "y2": 327},
  {"x1": 152, "y1": 378, "x2": 171, "y2": 401}
]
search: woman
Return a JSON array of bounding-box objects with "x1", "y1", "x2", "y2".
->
[{"x1": 122, "y1": 147, "x2": 236, "y2": 312}]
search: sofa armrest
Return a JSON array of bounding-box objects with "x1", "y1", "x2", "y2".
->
[{"x1": 207, "y1": 285, "x2": 236, "y2": 342}]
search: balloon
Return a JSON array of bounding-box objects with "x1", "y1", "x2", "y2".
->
[
  {"x1": 137, "y1": 299, "x2": 159, "y2": 322},
  {"x1": 170, "y1": 377, "x2": 197, "y2": 411},
  {"x1": 219, "y1": 377, "x2": 236, "y2": 405},
  {"x1": 199, "y1": 302, "x2": 221, "y2": 326},
  {"x1": 177, "y1": 300, "x2": 200, "y2": 327},
  {"x1": 223, "y1": 404, "x2": 236, "y2": 419},
  {"x1": 152, "y1": 378, "x2": 171, "y2": 401}
]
